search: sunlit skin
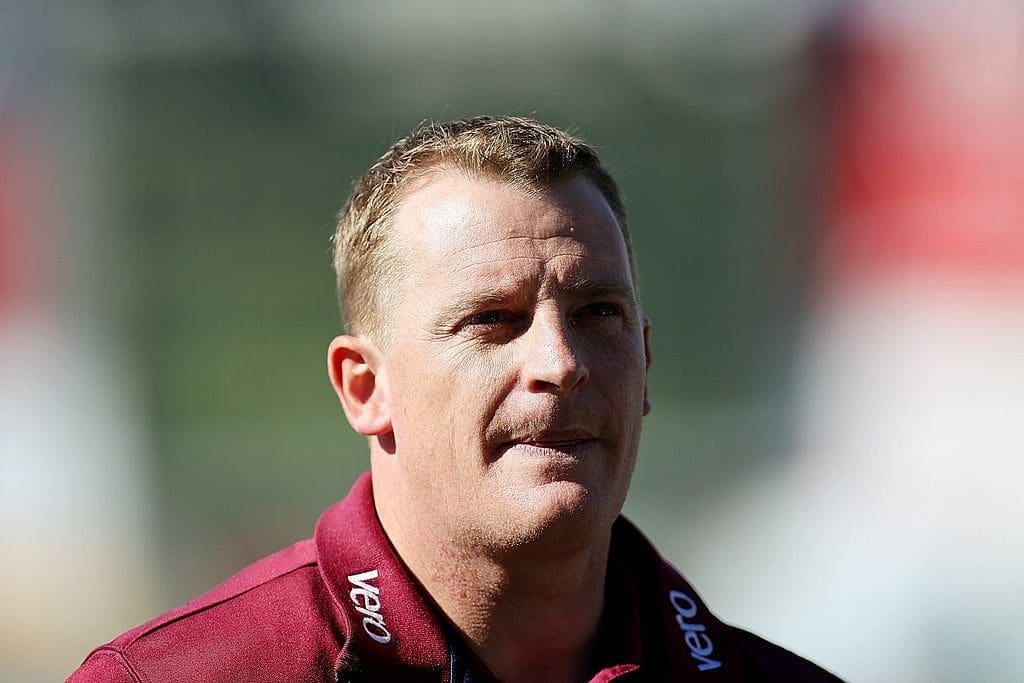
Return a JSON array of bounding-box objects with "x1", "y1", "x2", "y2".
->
[{"x1": 329, "y1": 170, "x2": 651, "y2": 682}]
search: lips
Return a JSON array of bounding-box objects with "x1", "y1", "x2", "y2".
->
[{"x1": 496, "y1": 429, "x2": 599, "y2": 456}]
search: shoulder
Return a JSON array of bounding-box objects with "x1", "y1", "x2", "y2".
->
[
  {"x1": 68, "y1": 539, "x2": 348, "y2": 683},
  {"x1": 724, "y1": 626, "x2": 845, "y2": 682}
]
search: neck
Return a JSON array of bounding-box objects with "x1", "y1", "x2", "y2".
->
[
  {"x1": 440, "y1": 538, "x2": 610, "y2": 683},
  {"x1": 373, "y1": 470, "x2": 611, "y2": 683}
]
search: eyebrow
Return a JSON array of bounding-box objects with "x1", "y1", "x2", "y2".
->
[
  {"x1": 564, "y1": 276, "x2": 636, "y2": 301},
  {"x1": 445, "y1": 276, "x2": 636, "y2": 316}
]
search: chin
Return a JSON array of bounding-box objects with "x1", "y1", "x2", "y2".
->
[{"x1": 498, "y1": 479, "x2": 621, "y2": 551}]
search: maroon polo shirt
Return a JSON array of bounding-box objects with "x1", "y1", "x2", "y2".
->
[{"x1": 68, "y1": 472, "x2": 842, "y2": 682}]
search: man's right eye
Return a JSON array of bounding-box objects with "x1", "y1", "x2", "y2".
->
[{"x1": 467, "y1": 311, "x2": 506, "y2": 326}]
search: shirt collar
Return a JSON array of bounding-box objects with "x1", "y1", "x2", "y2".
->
[{"x1": 315, "y1": 472, "x2": 449, "y2": 680}]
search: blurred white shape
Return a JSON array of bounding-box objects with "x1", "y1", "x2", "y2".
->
[
  {"x1": 0, "y1": 313, "x2": 159, "y2": 680},
  {"x1": 681, "y1": 278, "x2": 1024, "y2": 682}
]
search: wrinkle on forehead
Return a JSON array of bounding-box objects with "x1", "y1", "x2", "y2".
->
[
  {"x1": 448, "y1": 239, "x2": 590, "y2": 266},
  {"x1": 446, "y1": 251, "x2": 614, "y2": 280},
  {"x1": 444, "y1": 233, "x2": 581, "y2": 259}
]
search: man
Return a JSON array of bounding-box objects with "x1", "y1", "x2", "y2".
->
[{"x1": 69, "y1": 116, "x2": 841, "y2": 682}]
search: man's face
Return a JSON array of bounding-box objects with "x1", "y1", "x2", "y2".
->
[{"x1": 378, "y1": 171, "x2": 650, "y2": 551}]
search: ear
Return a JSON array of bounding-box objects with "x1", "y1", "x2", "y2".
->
[
  {"x1": 328, "y1": 334, "x2": 392, "y2": 436},
  {"x1": 642, "y1": 317, "x2": 652, "y2": 416}
]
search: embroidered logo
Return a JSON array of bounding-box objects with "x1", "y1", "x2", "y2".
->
[
  {"x1": 669, "y1": 589, "x2": 722, "y2": 671},
  {"x1": 347, "y1": 569, "x2": 392, "y2": 644}
]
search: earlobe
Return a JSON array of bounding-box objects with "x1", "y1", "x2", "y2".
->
[
  {"x1": 642, "y1": 318, "x2": 652, "y2": 416},
  {"x1": 327, "y1": 335, "x2": 392, "y2": 436}
]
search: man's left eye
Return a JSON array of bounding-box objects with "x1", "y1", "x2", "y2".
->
[{"x1": 579, "y1": 302, "x2": 620, "y2": 317}]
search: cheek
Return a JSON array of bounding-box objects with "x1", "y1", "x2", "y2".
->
[
  {"x1": 589, "y1": 334, "x2": 646, "y2": 381},
  {"x1": 391, "y1": 345, "x2": 515, "y2": 437},
  {"x1": 444, "y1": 343, "x2": 518, "y2": 396}
]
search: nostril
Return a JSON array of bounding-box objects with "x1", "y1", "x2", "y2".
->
[
  {"x1": 523, "y1": 345, "x2": 587, "y2": 394},
  {"x1": 520, "y1": 314, "x2": 589, "y2": 394}
]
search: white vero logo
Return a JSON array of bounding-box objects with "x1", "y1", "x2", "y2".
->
[{"x1": 347, "y1": 569, "x2": 392, "y2": 644}]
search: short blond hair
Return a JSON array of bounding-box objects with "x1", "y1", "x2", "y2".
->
[{"x1": 332, "y1": 115, "x2": 634, "y2": 339}]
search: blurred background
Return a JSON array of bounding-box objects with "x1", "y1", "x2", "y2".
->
[{"x1": 2, "y1": 1, "x2": 1023, "y2": 681}]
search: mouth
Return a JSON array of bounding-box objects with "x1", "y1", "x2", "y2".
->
[{"x1": 496, "y1": 430, "x2": 600, "y2": 458}]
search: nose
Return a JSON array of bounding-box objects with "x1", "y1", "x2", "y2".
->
[{"x1": 521, "y1": 310, "x2": 588, "y2": 395}]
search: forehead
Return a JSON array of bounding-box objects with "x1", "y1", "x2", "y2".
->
[{"x1": 391, "y1": 171, "x2": 632, "y2": 287}]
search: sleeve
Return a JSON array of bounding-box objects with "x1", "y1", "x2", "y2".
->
[{"x1": 66, "y1": 649, "x2": 141, "y2": 683}]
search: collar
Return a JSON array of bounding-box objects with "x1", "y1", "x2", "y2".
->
[{"x1": 315, "y1": 472, "x2": 449, "y2": 681}]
